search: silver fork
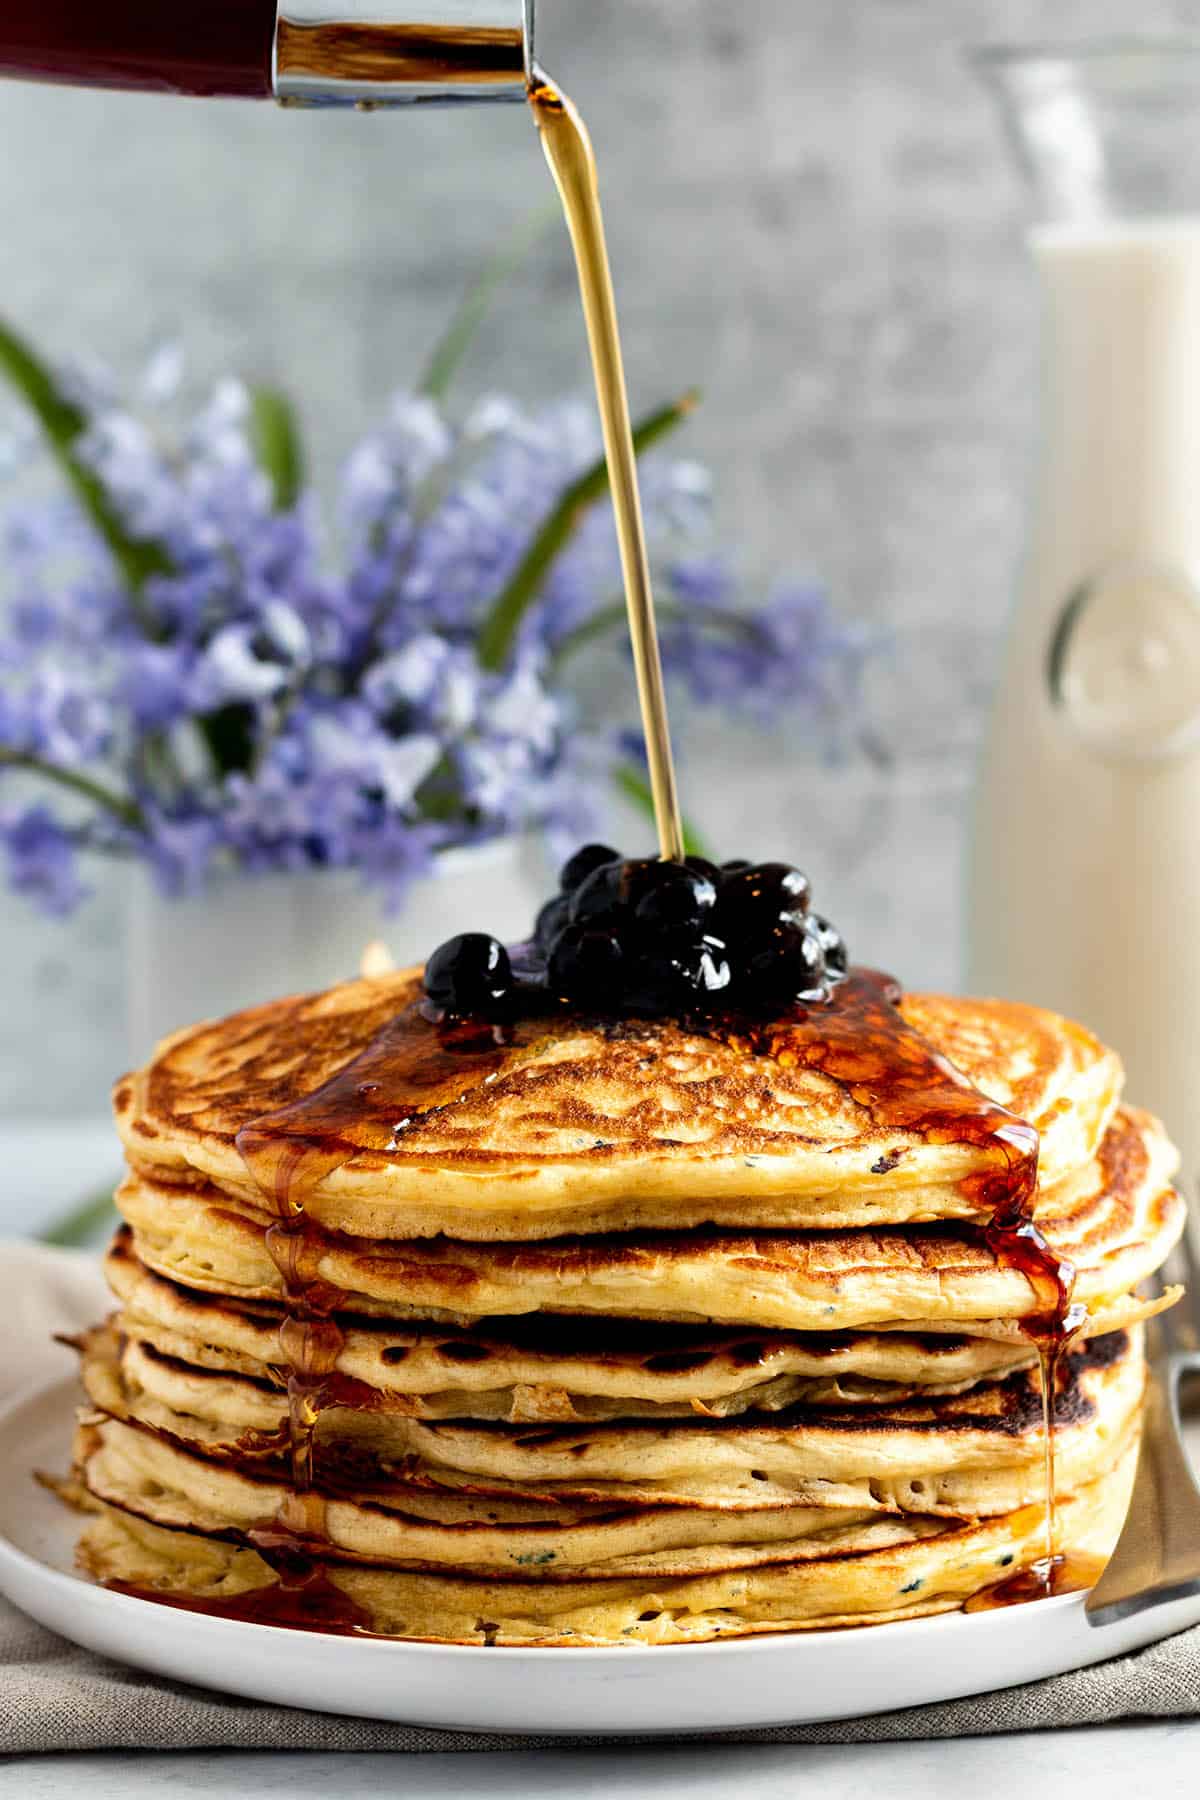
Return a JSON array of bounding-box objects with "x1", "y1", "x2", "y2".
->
[{"x1": 1086, "y1": 1209, "x2": 1200, "y2": 1624}]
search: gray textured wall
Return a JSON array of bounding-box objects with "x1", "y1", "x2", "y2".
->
[{"x1": 0, "y1": 2, "x2": 1188, "y2": 1114}]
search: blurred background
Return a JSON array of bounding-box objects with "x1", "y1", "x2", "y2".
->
[{"x1": 0, "y1": 0, "x2": 1192, "y2": 1132}]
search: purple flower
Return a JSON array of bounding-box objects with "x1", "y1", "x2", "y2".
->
[
  {"x1": 140, "y1": 808, "x2": 223, "y2": 898},
  {"x1": 657, "y1": 571, "x2": 873, "y2": 734},
  {"x1": 0, "y1": 351, "x2": 871, "y2": 917},
  {"x1": 0, "y1": 804, "x2": 89, "y2": 915}
]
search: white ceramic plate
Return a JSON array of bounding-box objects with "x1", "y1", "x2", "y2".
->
[{"x1": 2, "y1": 1374, "x2": 1199, "y2": 1736}]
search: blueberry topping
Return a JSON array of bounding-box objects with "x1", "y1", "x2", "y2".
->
[
  {"x1": 624, "y1": 933, "x2": 731, "y2": 1014},
  {"x1": 568, "y1": 857, "x2": 625, "y2": 926},
  {"x1": 740, "y1": 917, "x2": 827, "y2": 1003},
  {"x1": 810, "y1": 912, "x2": 848, "y2": 976},
  {"x1": 716, "y1": 862, "x2": 812, "y2": 946},
  {"x1": 436, "y1": 847, "x2": 848, "y2": 1023},
  {"x1": 534, "y1": 894, "x2": 570, "y2": 951},
  {"x1": 424, "y1": 933, "x2": 512, "y2": 1016},
  {"x1": 547, "y1": 922, "x2": 625, "y2": 1005},
  {"x1": 559, "y1": 842, "x2": 620, "y2": 893},
  {"x1": 630, "y1": 861, "x2": 717, "y2": 933},
  {"x1": 611, "y1": 856, "x2": 662, "y2": 911},
  {"x1": 680, "y1": 855, "x2": 719, "y2": 891}
]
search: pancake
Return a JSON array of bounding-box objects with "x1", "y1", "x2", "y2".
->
[
  {"x1": 76, "y1": 1411, "x2": 928, "y2": 1579},
  {"x1": 104, "y1": 1232, "x2": 1170, "y2": 1420},
  {"x1": 114, "y1": 1106, "x2": 1183, "y2": 1334},
  {"x1": 77, "y1": 1320, "x2": 1143, "y2": 1521},
  {"x1": 114, "y1": 970, "x2": 1123, "y2": 1240},
  {"x1": 76, "y1": 1445, "x2": 1136, "y2": 1642},
  {"x1": 59, "y1": 961, "x2": 1183, "y2": 1641}
]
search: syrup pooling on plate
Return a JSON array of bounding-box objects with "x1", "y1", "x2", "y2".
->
[
  {"x1": 963, "y1": 1550, "x2": 1107, "y2": 1612},
  {"x1": 108, "y1": 1563, "x2": 375, "y2": 1636}
]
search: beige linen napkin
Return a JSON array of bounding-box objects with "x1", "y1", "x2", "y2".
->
[{"x1": 3, "y1": 1241, "x2": 1198, "y2": 1753}]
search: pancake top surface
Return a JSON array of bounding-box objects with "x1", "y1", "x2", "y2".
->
[{"x1": 115, "y1": 967, "x2": 1124, "y2": 1236}]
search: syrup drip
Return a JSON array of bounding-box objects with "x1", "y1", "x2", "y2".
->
[
  {"x1": 232, "y1": 1006, "x2": 513, "y2": 1570},
  {"x1": 717, "y1": 968, "x2": 1081, "y2": 1589},
  {"x1": 237, "y1": 1004, "x2": 513, "y2": 1200}
]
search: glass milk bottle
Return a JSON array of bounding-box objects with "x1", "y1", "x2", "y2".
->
[{"x1": 968, "y1": 45, "x2": 1200, "y2": 1181}]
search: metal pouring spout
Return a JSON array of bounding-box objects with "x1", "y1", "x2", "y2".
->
[
  {"x1": 0, "y1": 1, "x2": 536, "y2": 107},
  {"x1": 273, "y1": 0, "x2": 535, "y2": 108}
]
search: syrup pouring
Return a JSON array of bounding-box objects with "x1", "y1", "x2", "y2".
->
[{"x1": 0, "y1": 9, "x2": 1079, "y2": 1621}]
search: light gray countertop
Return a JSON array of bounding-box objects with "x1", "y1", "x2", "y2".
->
[{"x1": 6, "y1": 1729, "x2": 1200, "y2": 1799}]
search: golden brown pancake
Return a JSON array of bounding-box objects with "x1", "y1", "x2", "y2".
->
[
  {"x1": 114, "y1": 970, "x2": 1123, "y2": 1239},
  {"x1": 76, "y1": 1445, "x2": 1136, "y2": 1642},
  {"x1": 59, "y1": 966, "x2": 1181, "y2": 1641},
  {"x1": 104, "y1": 1231, "x2": 1170, "y2": 1420},
  {"x1": 114, "y1": 1106, "x2": 1183, "y2": 1333},
  {"x1": 77, "y1": 1321, "x2": 1143, "y2": 1522}
]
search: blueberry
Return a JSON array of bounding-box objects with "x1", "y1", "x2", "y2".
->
[
  {"x1": 693, "y1": 935, "x2": 733, "y2": 997},
  {"x1": 559, "y1": 843, "x2": 620, "y2": 893},
  {"x1": 548, "y1": 923, "x2": 625, "y2": 1006},
  {"x1": 810, "y1": 912, "x2": 848, "y2": 977},
  {"x1": 568, "y1": 857, "x2": 625, "y2": 926},
  {"x1": 612, "y1": 856, "x2": 662, "y2": 908},
  {"x1": 629, "y1": 860, "x2": 717, "y2": 933},
  {"x1": 718, "y1": 861, "x2": 812, "y2": 937},
  {"x1": 423, "y1": 933, "x2": 513, "y2": 1016},
  {"x1": 534, "y1": 894, "x2": 570, "y2": 951},
  {"x1": 721, "y1": 859, "x2": 753, "y2": 875},
  {"x1": 624, "y1": 933, "x2": 732, "y2": 1015},
  {"x1": 737, "y1": 918, "x2": 826, "y2": 1005},
  {"x1": 684, "y1": 855, "x2": 722, "y2": 886}
]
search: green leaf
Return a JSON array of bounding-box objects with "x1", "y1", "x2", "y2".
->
[
  {"x1": 477, "y1": 390, "x2": 698, "y2": 673},
  {"x1": 249, "y1": 385, "x2": 305, "y2": 511},
  {"x1": 0, "y1": 317, "x2": 172, "y2": 630},
  {"x1": 39, "y1": 1187, "x2": 118, "y2": 1248},
  {"x1": 0, "y1": 747, "x2": 144, "y2": 829},
  {"x1": 614, "y1": 762, "x2": 712, "y2": 860},
  {"x1": 418, "y1": 203, "x2": 560, "y2": 402}
]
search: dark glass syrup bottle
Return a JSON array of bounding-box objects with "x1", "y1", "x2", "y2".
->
[{"x1": 0, "y1": 2, "x2": 532, "y2": 106}]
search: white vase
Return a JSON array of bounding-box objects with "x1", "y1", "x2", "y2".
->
[{"x1": 125, "y1": 838, "x2": 549, "y2": 1061}]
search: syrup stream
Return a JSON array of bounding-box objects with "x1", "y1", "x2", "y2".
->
[{"x1": 529, "y1": 75, "x2": 685, "y2": 864}]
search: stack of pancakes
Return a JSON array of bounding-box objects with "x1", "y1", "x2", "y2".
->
[{"x1": 64, "y1": 970, "x2": 1184, "y2": 1644}]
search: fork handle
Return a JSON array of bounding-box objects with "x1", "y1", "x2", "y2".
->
[{"x1": 1087, "y1": 1351, "x2": 1200, "y2": 1624}]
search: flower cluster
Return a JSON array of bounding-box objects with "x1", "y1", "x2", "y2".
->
[{"x1": 0, "y1": 343, "x2": 871, "y2": 916}]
